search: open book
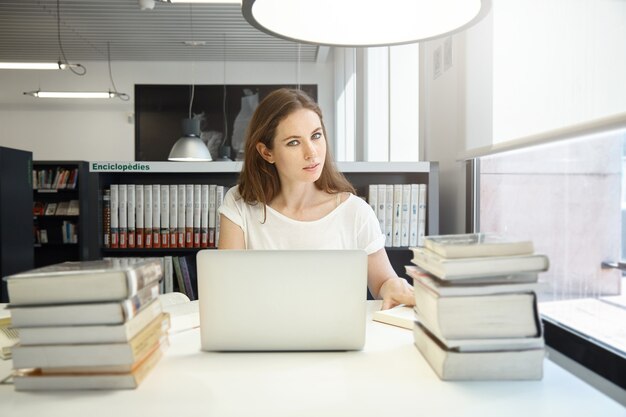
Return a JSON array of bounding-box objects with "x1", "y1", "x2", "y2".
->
[{"x1": 158, "y1": 292, "x2": 199, "y2": 334}]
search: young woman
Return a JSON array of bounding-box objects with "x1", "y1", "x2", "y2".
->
[{"x1": 218, "y1": 88, "x2": 414, "y2": 309}]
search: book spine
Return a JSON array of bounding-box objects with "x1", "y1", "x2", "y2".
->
[
  {"x1": 200, "y1": 184, "x2": 209, "y2": 248},
  {"x1": 127, "y1": 184, "x2": 136, "y2": 248},
  {"x1": 144, "y1": 184, "x2": 153, "y2": 248},
  {"x1": 409, "y1": 184, "x2": 419, "y2": 247},
  {"x1": 135, "y1": 184, "x2": 144, "y2": 248},
  {"x1": 151, "y1": 184, "x2": 160, "y2": 248},
  {"x1": 215, "y1": 185, "x2": 225, "y2": 247},
  {"x1": 178, "y1": 256, "x2": 196, "y2": 300},
  {"x1": 118, "y1": 184, "x2": 128, "y2": 248},
  {"x1": 185, "y1": 184, "x2": 194, "y2": 248},
  {"x1": 208, "y1": 184, "x2": 217, "y2": 248},
  {"x1": 169, "y1": 184, "x2": 178, "y2": 248},
  {"x1": 417, "y1": 184, "x2": 427, "y2": 246},
  {"x1": 164, "y1": 256, "x2": 174, "y2": 293},
  {"x1": 401, "y1": 184, "x2": 411, "y2": 247},
  {"x1": 103, "y1": 189, "x2": 111, "y2": 248},
  {"x1": 172, "y1": 256, "x2": 186, "y2": 295},
  {"x1": 376, "y1": 184, "x2": 386, "y2": 238},
  {"x1": 193, "y1": 184, "x2": 201, "y2": 248},
  {"x1": 177, "y1": 185, "x2": 186, "y2": 248},
  {"x1": 368, "y1": 184, "x2": 378, "y2": 215},
  {"x1": 160, "y1": 184, "x2": 169, "y2": 248},
  {"x1": 384, "y1": 185, "x2": 393, "y2": 247},
  {"x1": 392, "y1": 184, "x2": 402, "y2": 247}
]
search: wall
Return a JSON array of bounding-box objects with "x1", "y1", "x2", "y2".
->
[
  {"x1": 421, "y1": 7, "x2": 493, "y2": 235},
  {"x1": 0, "y1": 60, "x2": 335, "y2": 161}
]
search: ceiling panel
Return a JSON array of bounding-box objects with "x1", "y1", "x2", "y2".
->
[{"x1": 0, "y1": 0, "x2": 318, "y2": 62}]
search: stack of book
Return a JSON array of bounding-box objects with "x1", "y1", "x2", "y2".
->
[
  {"x1": 407, "y1": 233, "x2": 550, "y2": 381},
  {"x1": 5, "y1": 259, "x2": 169, "y2": 391}
]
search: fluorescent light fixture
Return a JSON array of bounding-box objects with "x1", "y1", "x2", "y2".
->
[
  {"x1": 23, "y1": 90, "x2": 126, "y2": 99},
  {"x1": 168, "y1": 119, "x2": 213, "y2": 161},
  {"x1": 0, "y1": 62, "x2": 82, "y2": 70},
  {"x1": 242, "y1": 0, "x2": 491, "y2": 47},
  {"x1": 159, "y1": 0, "x2": 240, "y2": 3}
]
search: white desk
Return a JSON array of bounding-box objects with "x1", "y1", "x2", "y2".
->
[{"x1": 0, "y1": 301, "x2": 624, "y2": 417}]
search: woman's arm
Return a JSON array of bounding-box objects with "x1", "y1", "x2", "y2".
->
[
  {"x1": 367, "y1": 248, "x2": 414, "y2": 309},
  {"x1": 217, "y1": 215, "x2": 246, "y2": 249}
]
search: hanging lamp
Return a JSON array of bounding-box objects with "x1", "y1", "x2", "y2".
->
[{"x1": 242, "y1": 0, "x2": 491, "y2": 47}]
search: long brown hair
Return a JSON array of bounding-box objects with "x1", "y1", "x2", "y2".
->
[{"x1": 238, "y1": 88, "x2": 355, "y2": 210}]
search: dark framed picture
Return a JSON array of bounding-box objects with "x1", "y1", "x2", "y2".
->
[{"x1": 134, "y1": 84, "x2": 318, "y2": 161}]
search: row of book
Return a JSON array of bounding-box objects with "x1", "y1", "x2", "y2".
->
[
  {"x1": 367, "y1": 183, "x2": 427, "y2": 248},
  {"x1": 34, "y1": 221, "x2": 77, "y2": 244},
  {"x1": 32, "y1": 167, "x2": 78, "y2": 190},
  {"x1": 6, "y1": 258, "x2": 168, "y2": 390},
  {"x1": 407, "y1": 233, "x2": 549, "y2": 380},
  {"x1": 106, "y1": 256, "x2": 198, "y2": 301},
  {"x1": 33, "y1": 200, "x2": 80, "y2": 216},
  {"x1": 104, "y1": 184, "x2": 228, "y2": 249}
]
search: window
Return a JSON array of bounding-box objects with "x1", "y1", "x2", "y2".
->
[{"x1": 475, "y1": 130, "x2": 626, "y2": 388}]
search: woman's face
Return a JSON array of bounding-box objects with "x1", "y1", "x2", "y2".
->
[{"x1": 259, "y1": 108, "x2": 326, "y2": 185}]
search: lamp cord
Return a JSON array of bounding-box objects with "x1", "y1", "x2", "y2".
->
[
  {"x1": 222, "y1": 33, "x2": 228, "y2": 148},
  {"x1": 56, "y1": 0, "x2": 85, "y2": 76},
  {"x1": 107, "y1": 42, "x2": 129, "y2": 101},
  {"x1": 188, "y1": 4, "x2": 196, "y2": 119}
]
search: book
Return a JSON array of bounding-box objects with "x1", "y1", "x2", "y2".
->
[
  {"x1": 410, "y1": 246, "x2": 549, "y2": 280},
  {"x1": 177, "y1": 184, "x2": 186, "y2": 247},
  {"x1": 172, "y1": 256, "x2": 186, "y2": 295},
  {"x1": 1, "y1": 306, "x2": 18, "y2": 359},
  {"x1": 193, "y1": 184, "x2": 201, "y2": 247},
  {"x1": 424, "y1": 233, "x2": 535, "y2": 258},
  {"x1": 400, "y1": 184, "x2": 410, "y2": 246},
  {"x1": 6, "y1": 259, "x2": 163, "y2": 306},
  {"x1": 185, "y1": 184, "x2": 194, "y2": 247},
  {"x1": 17, "y1": 299, "x2": 163, "y2": 345},
  {"x1": 127, "y1": 184, "x2": 136, "y2": 248},
  {"x1": 160, "y1": 184, "x2": 169, "y2": 248},
  {"x1": 11, "y1": 313, "x2": 169, "y2": 369},
  {"x1": 135, "y1": 184, "x2": 144, "y2": 247},
  {"x1": 44, "y1": 202, "x2": 57, "y2": 216},
  {"x1": 118, "y1": 184, "x2": 128, "y2": 248},
  {"x1": 215, "y1": 185, "x2": 225, "y2": 245},
  {"x1": 110, "y1": 184, "x2": 119, "y2": 248},
  {"x1": 67, "y1": 199, "x2": 80, "y2": 216},
  {"x1": 13, "y1": 344, "x2": 165, "y2": 391},
  {"x1": 9, "y1": 284, "x2": 160, "y2": 327},
  {"x1": 392, "y1": 184, "x2": 402, "y2": 246},
  {"x1": 372, "y1": 305, "x2": 413, "y2": 330},
  {"x1": 413, "y1": 322, "x2": 544, "y2": 380},
  {"x1": 178, "y1": 256, "x2": 196, "y2": 300},
  {"x1": 413, "y1": 281, "x2": 540, "y2": 340},
  {"x1": 158, "y1": 292, "x2": 200, "y2": 333},
  {"x1": 144, "y1": 184, "x2": 153, "y2": 248},
  {"x1": 208, "y1": 184, "x2": 217, "y2": 247},
  {"x1": 152, "y1": 184, "x2": 160, "y2": 248},
  {"x1": 169, "y1": 184, "x2": 178, "y2": 248},
  {"x1": 405, "y1": 265, "x2": 540, "y2": 289},
  {"x1": 55, "y1": 201, "x2": 69, "y2": 215},
  {"x1": 416, "y1": 184, "x2": 427, "y2": 246},
  {"x1": 409, "y1": 184, "x2": 419, "y2": 247},
  {"x1": 201, "y1": 184, "x2": 209, "y2": 248}
]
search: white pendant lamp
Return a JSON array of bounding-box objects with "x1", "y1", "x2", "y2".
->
[
  {"x1": 242, "y1": 0, "x2": 491, "y2": 47},
  {"x1": 168, "y1": 118, "x2": 213, "y2": 161}
]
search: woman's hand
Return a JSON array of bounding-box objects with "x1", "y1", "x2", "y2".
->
[{"x1": 379, "y1": 277, "x2": 414, "y2": 310}]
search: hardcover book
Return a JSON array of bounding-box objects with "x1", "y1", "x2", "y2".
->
[
  {"x1": 11, "y1": 313, "x2": 169, "y2": 369},
  {"x1": 413, "y1": 322, "x2": 544, "y2": 381},
  {"x1": 13, "y1": 343, "x2": 165, "y2": 391},
  {"x1": 6, "y1": 259, "x2": 163, "y2": 305},
  {"x1": 424, "y1": 233, "x2": 534, "y2": 258},
  {"x1": 9, "y1": 284, "x2": 160, "y2": 327},
  {"x1": 17, "y1": 299, "x2": 163, "y2": 345},
  {"x1": 410, "y1": 246, "x2": 549, "y2": 280}
]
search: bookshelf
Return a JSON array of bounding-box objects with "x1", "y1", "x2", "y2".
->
[
  {"x1": 32, "y1": 161, "x2": 100, "y2": 268},
  {"x1": 0, "y1": 147, "x2": 34, "y2": 303},
  {"x1": 92, "y1": 161, "x2": 439, "y2": 279}
]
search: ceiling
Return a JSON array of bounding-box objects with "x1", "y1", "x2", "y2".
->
[{"x1": 0, "y1": 0, "x2": 320, "y2": 62}]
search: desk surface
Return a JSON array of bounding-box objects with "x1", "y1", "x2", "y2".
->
[{"x1": 1, "y1": 301, "x2": 624, "y2": 417}]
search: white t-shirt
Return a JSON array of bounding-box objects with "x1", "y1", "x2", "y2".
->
[{"x1": 218, "y1": 186, "x2": 385, "y2": 255}]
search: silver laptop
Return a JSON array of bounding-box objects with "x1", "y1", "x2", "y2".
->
[{"x1": 196, "y1": 250, "x2": 367, "y2": 351}]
